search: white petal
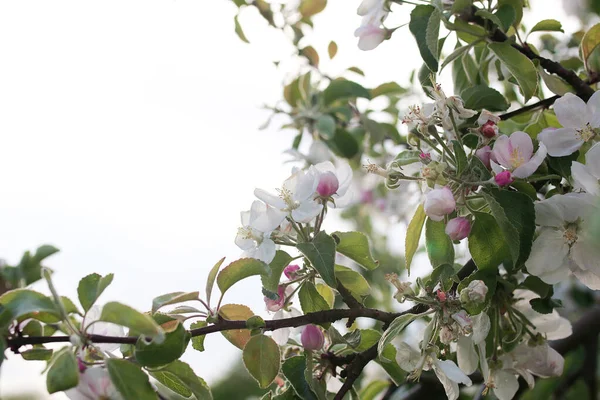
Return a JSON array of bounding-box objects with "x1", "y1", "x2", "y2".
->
[
  {"x1": 554, "y1": 93, "x2": 588, "y2": 128},
  {"x1": 534, "y1": 200, "x2": 563, "y2": 227},
  {"x1": 586, "y1": 90, "x2": 600, "y2": 126},
  {"x1": 571, "y1": 236, "x2": 600, "y2": 273},
  {"x1": 255, "y1": 239, "x2": 276, "y2": 264},
  {"x1": 357, "y1": 0, "x2": 380, "y2": 15},
  {"x1": 492, "y1": 135, "x2": 513, "y2": 168},
  {"x1": 457, "y1": 336, "x2": 478, "y2": 375},
  {"x1": 437, "y1": 359, "x2": 472, "y2": 385},
  {"x1": 291, "y1": 201, "x2": 323, "y2": 223},
  {"x1": 335, "y1": 162, "x2": 353, "y2": 197},
  {"x1": 513, "y1": 142, "x2": 546, "y2": 178},
  {"x1": 250, "y1": 207, "x2": 287, "y2": 233},
  {"x1": 471, "y1": 312, "x2": 491, "y2": 344},
  {"x1": 537, "y1": 127, "x2": 583, "y2": 157},
  {"x1": 571, "y1": 264, "x2": 600, "y2": 290},
  {"x1": 525, "y1": 229, "x2": 569, "y2": 282},
  {"x1": 395, "y1": 342, "x2": 422, "y2": 372},
  {"x1": 356, "y1": 27, "x2": 386, "y2": 51},
  {"x1": 585, "y1": 142, "x2": 600, "y2": 177},
  {"x1": 254, "y1": 188, "x2": 286, "y2": 209},
  {"x1": 433, "y1": 369, "x2": 460, "y2": 400},
  {"x1": 492, "y1": 370, "x2": 519, "y2": 400},
  {"x1": 510, "y1": 131, "x2": 534, "y2": 161},
  {"x1": 572, "y1": 162, "x2": 600, "y2": 195}
]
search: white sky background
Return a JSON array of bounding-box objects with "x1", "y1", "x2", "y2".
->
[{"x1": 0, "y1": 0, "x2": 580, "y2": 398}]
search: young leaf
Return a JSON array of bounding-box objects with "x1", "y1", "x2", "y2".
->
[
  {"x1": 152, "y1": 292, "x2": 199, "y2": 314},
  {"x1": 316, "y1": 114, "x2": 336, "y2": 139},
  {"x1": 149, "y1": 369, "x2": 193, "y2": 398},
  {"x1": 405, "y1": 205, "x2": 427, "y2": 275},
  {"x1": 335, "y1": 265, "x2": 371, "y2": 301},
  {"x1": 21, "y1": 348, "x2": 53, "y2": 361},
  {"x1": 134, "y1": 315, "x2": 190, "y2": 368},
  {"x1": 378, "y1": 314, "x2": 420, "y2": 359},
  {"x1": 392, "y1": 150, "x2": 422, "y2": 166},
  {"x1": 261, "y1": 250, "x2": 293, "y2": 298},
  {"x1": 234, "y1": 15, "x2": 249, "y2": 43},
  {"x1": 316, "y1": 283, "x2": 335, "y2": 308},
  {"x1": 219, "y1": 303, "x2": 254, "y2": 349},
  {"x1": 328, "y1": 41, "x2": 338, "y2": 59},
  {"x1": 190, "y1": 320, "x2": 208, "y2": 352},
  {"x1": 77, "y1": 273, "x2": 114, "y2": 313},
  {"x1": 530, "y1": 19, "x2": 563, "y2": 34},
  {"x1": 0, "y1": 289, "x2": 59, "y2": 328},
  {"x1": 370, "y1": 82, "x2": 407, "y2": 98},
  {"x1": 106, "y1": 359, "x2": 158, "y2": 400},
  {"x1": 216, "y1": 258, "x2": 269, "y2": 296},
  {"x1": 451, "y1": 140, "x2": 468, "y2": 175},
  {"x1": 410, "y1": 5, "x2": 439, "y2": 72},
  {"x1": 297, "y1": 231, "x2": 337, "y2": 288},
  {"x1": 488, "y1": 42, "x2": 538, "y2": 102},
  {"x1": 156, "y1": 360, "x2": 212, "y2": 400},
  {"x1": 298, "y1": 282, "x2": 330, "y2": 315},
  {"x1": 425, "y1": 218, "x2": 455, "y2": 268},
  {"x1": 243, "y1": 335, "x2": 281, "y2": 389},
  {"x1": 206, "y1": 257, "x2": 225, "y2": 306},
  {"x1": 99, "y1": 302, "x2": 164, "y2": 343},
  {"x1": 331, "y1": 231, "x2": 378, "y2": 270},
  {"x1": 468, "y1": 212, "x2": 511, "y2": 270},
  {"x1": 46, "y1": 348, "x2": 78, "y2": 394},
  {"x1": 282, "y1": 356, "x2": 319, "y2": 400},
  {"x1": 299, "y1": 0, "x2": 327, "y2": 18},
  {"x1": 581, "y1": 23, "x2": 600, "y2": 70},
  {"x1": 322, "y1": 80, "x2": 371, "y2": 105}
]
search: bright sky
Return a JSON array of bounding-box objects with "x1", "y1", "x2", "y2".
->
[{"x1": 0, "y1": 0, "x2": 578, "y2": 398}]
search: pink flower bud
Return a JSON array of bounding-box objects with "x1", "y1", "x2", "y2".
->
[
  {"x1": 424, "y1": 187, "x2": 456, "y2": 222},
  {"x1": 445, "y1": 217, "x2": 471, "y2": 241},
  {"x1": 480, "y1": 121, "x2": 498, "y2": 138},
  {"x1": 419, "y1": 152, "x2": 432, "y2": 164},
  {"x1": 436, "y1": 290, "x2": 447, "y2": 302},
  {"x1": 301, "y1": 324, "x2": 324, "y2": 351},
  {"x1": 283, "y1": 264, "x2": 300, "y2": 280},
  {"x1": 317, "y1": 172, "x2": 339, "y2": 197},
  {"x1": 475, "y1": 146, "x2": 492, "y2": 169},
  {"x1": 494, "y1": 170, "x2": 513, "y2": 186},
  {"x1": 264, "y1": 285, "x2": 288, "y2": 312}
]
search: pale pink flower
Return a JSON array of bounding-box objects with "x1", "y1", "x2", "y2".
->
[
  {"x1": 424, "y1": 187, "x2": 456, "y2": 222},
  {"x1": 492, "y1": 131, "x2": 547, "y2": 178}
]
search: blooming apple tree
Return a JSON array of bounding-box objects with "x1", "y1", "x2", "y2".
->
[{"x1": 2, "y1": 0, "x2": 600, "y2": 399}]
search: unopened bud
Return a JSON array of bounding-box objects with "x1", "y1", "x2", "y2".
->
[
  {"x1": 424, "y1": 187, "x2": 456, "y2": 222},
  {"x1": 301, "y1": 324, "x2": 324, "y2": 351},
  {"x1": 445, "y1": 217, "x2": 471, "y2": 241},
  {"x1": 460, "y1": 280, "x2": 488, "y2": 304},
  {"x1": 494, "y1": 170, "x2": 513, "y2": 186},
  {"x1": 480, "y1": 121, "x2": 498, "y2": 138},
  {"x1": 317, "y1": 172, "x2": 339, "y2": 197},
  {"x1": 283, "y1": 264, "x2": 300, "y2": 280}
]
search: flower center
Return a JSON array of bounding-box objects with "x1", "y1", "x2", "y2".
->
[
  {"x1": 237, "y1": 227, "x2": 262, "y2": 244},
  {"x1": 510, "y1": 147, "x2": 525, "y2": 167},
  {"x1": 576, "y1": 123, "x2": 599, "y2": 142},
  {"x1": 277, "y1": 188, "x2": 299, "y2": 210},
  {"x1": 563, "y1": 223, "x2": 578, "y2": 246}
]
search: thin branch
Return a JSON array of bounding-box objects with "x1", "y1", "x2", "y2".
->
[
  {"x1": 499, "y1": 95, "x2": 559, "y2": 121},
  {"x1": 334, "y1": 343, "x2": 378, "y2": 400}
]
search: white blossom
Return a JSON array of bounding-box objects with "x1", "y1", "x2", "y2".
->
[
  {"x1": 572, "y1": 142, "x2": 600, "y2": 195},
  {"x1": 491, "y1": 131, "x2": 547, "y2": 179},
  {"x1": 65, "y1": 367, "x2": 123, "y2": 400},
  {"x1": 271, "y1": 308, "x2": 302, "y2": 345},
  {"x1": 525, "y1": 193, "x2": 600, "y2": 289},
  {"x1": 311, "y1": 161, "x2": 353, "y2": 207},
  {"x1": 538, "y1": 92, "x2": 600, "y2": 156},
  {"x1": 235, "y1": 201, "x2": 277, "y2": 263},
  {"x1": 512, "y1": 290, "x2": 572, "y2": 340},
  {"x1": 456, "y1": 312, "x2": 490, "y2": 375},
  {"x1": 355, "y1": 0, "x2": 389, "y2": 51}
]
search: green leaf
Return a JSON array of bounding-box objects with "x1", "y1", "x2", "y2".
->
[
  {"x1": 530, "y1": 298, "x2": 563, "y2": 314},
  {"x1": 0, "y1": 289, "x2": 58, "y2": 329},
  {"x1": 316, "y1": 283, "x2": 334, "y2": 308},
  {"x1": 243, "y1": 335, "x2": 281, "y2": 389},
  {"x1": 234, "y1": 15, "x2": 249, "y2": 43},
  {"x1": 530, "y1": 19, "x2": 563, "y2": 34},
  {"x1": 488, "y1": 42, "x2": 538, "y2": 102},
  {"x1": 299, "y1": 0, "x2": 326, "y2": 18},
  {"x1": 452, "y1": 140, "x2": 468, "y2": 175},
  {"x1": 190, "y1": 320, "x2": 208, "y2": 352},
  {"x1": 461, "y1": 85, "x2": 509, "y2": 111},
  {"x1": 21, "y1": 348, "x2": 53, "y2": 361},
  {"x1": 425, "y1": 218, "x2": 455, "y2": 267},
  {"x1": 149, "y1": 369, "x2": 193, "y2": 398},
  {"x1": 206, "y1": 257, "x2": 225, "y2": 307},
  {"x1": 135, "y1": 315, "x2": 190, "y2": 368},
  {"x1": 331, "y1": 231, "x2": 378, "y2": 270},
  {"x1": 46, "y1": 348, "x2": 78, "y2": 394},
  {"x1": 405, "y1": 205, "x2": 426, "y2": 275},
  {"x1": 482, "y1": 189, "x2": 536, "y2": 267},
  {"x1": 441, "y1": 43, "x2": 475, "y2": 72},
  {"x1": 316, "y1": 114, "x2": 336, "y2": 139},
  {"x1": 157, "y1": 360, "x2": 212, "y2": 400},
  {"x1": 428, "y1": 264, "x2": 457, "y2": 292},
  {"x1": 152, "y1": 292, "x2": 199, "y2": 314},
  {"x1": 326, "y1": 128, "x2": 360, "y2": 159},
  {"x1": 468, "y1": 212, "x2": 511, "y2": 270},
  {"x1": 521, "y1": 276, "x2": 552, "y2": 298},
  {"x1": 335, "y1": 265, "x2": 371, "y2": 300},
  {"x1": 100, "y1": 302, "x2": 164, "y2": 343},
  {"x1": 261, "y1": 250, "x2": 293, "y2": 299},
  {"x1": 359, "y1": 380, "x2": 390, "y2": 400},
  {"x1": 322, "y1": 80, "x2": 371, "y2": 105},
  {"x1": 370, "y1": 82, "x2": 407, "y2": 98},
  {"x1": 582, "y1": 23, "x2": 600, "y2": 70},
  {"x1": 297, "y1": 231, "x2": 337, "y2": 288},
  {"x1": 219, "y1": 303, "x2": 254, "y2": 349},
  {"x1": 475, "y1": 10, "x2": 505, "y2": 30},
  {"x1": 410, "y1": 5, "x2": 439, "y2": 72},
  {"x1": 537, "y1": 64, "x2": 573, "y2": 96},
  {"x1": 378, "y1": 344, "x2": 406, "y2": 385},
  {"x1": 378, "y1": 314, "x2": 420, "y2": 359},
  {"x1": 77, "y1": 273, "x2": 114, "y2": 313},
  {"x1": 106, "y1": 359, "x2": 158, "y2": 400},
  {"x1": 217, "y1": 258, "x2": 269, "y2": 296},
  {"x1": 392, "y1": 150, "x2": 422, "y2": 166},
  {"x1": 328, "y1": 41, "x2": 338, "y2": 59},
  {"x1": 495, "y1": 4, "x2": 516, "y2": 31},
  {"x1": 298, "y1": 281, "x2": 330, "y2": 315},
  {"x1": 282, "y1": 356, "x2": 318, "y2": 400},
  {"x1": 457, "y1": 269, "x2": 497, "y2": 315},
  {"x1": 498, "y1": 0, "x2": 523, "y2": 26}
]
